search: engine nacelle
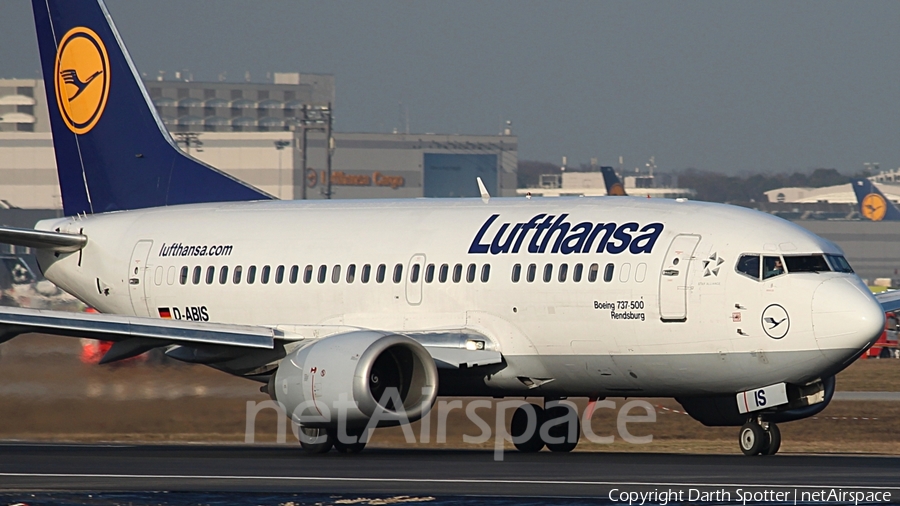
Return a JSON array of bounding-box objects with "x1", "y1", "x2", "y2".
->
[{"x1": 273, "y1": 330, "x2": 438, "y2": 429}]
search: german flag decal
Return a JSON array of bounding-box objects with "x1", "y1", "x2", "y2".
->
[{"x1": 158, "y1": 307, "x2": 172, "y2": 319}]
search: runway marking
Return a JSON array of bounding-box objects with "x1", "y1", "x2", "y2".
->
[{"x1": 2, "y1": 472, "x2": 899, "y2": 491}]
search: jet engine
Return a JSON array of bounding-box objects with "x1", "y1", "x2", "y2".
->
[{"x1": 272, "y1": 330, "x2": 438, "y2": 429}]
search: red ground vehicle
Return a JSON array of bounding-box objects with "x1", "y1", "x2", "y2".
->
[{"x1": 864, "y1": 311, "x2": 900, "y2": 359}]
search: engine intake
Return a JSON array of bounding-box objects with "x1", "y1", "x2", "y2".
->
[{"x1": 273, "y1": 331, "x2": 438, "y2": 429}]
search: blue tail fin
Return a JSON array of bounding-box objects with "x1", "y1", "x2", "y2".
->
[
  {"x1": 600, "y1": 167, "x2": 627, "y2": 196},
  {"x1": 851, "y1": 179, "x2": 900, "y2": 221},
  {"x1": 32, "y1": 0, "x2": 271, "y2": 216}
]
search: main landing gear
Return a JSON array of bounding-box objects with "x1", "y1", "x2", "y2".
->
[
  {"x1": 739, "y1": 418, "x2": 781, "y2": 456},
  {"x1": 298, "y1": 426, "x2": 368, "y2": 454},
  {"x1": 510, "y1": 401, "x2": 581, "y2": 453}
]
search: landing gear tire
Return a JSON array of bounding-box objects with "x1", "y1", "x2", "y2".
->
[
  {"x1": 739, "y1": 421, "x2": 765, "y2": 456},
  {"x1": 543, "y1": 404, "x2": 581, "y2": 453},
  {"x1": 511, "y1": 404, "x2": 545, "y2": 453},
  {"x1": 760, "y1": 423, "x2": 781, "y2": 456},
  {"x1": 331, "y1": 428, "x2": 368, "y2": 454},
  {"x1": 298, "y1": 426, "x2": 333, "y2": 454}
]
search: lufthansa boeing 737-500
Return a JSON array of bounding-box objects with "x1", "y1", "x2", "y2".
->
[{"x1": 0, "y1": 0, "x2": 894, "y2": 456}]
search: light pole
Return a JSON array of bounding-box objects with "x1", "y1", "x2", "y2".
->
[
  {"x1": 274, "y1": 140, "x2": 290, "y2": 199},
  {"x1": 292, "y1": 103, "x2": 333, "y2": 200}
]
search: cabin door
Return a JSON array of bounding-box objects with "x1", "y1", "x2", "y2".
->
[
  {"x1": 128, "y1": 240, "x2": 153, "y2": 317},
  {"x1": 658, "y1": 234, "x2": 700, "y2": 322}
]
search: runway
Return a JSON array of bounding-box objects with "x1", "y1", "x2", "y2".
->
[{"x1": 1, "y1": 443, "x2": 899, "y2": 502}]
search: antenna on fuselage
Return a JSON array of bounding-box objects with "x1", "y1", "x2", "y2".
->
[{"x1": 476, "y1": 177, "x2": 490, "y2": 204}]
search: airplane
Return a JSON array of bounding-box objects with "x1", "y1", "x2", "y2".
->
[
  {"x1": 850, "y1": 179, "x2": 900, "y2": 221},
  {"x1": 0, "y1": 0, "x2": 893, "y2": 457},
  {"x1": 601, "y1": 167, "x2": 627, "y2": 196}
]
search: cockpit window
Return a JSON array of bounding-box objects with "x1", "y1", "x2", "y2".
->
[
  {"x1": 783, "y1": 255, "x2": 830, "y2": 273},
  {"x1": 762, "y1": 256, "x2": 785, "y2": 280},
  {"x1": 825, "y1": 254, "x2": 854, "y2": 273},
  {"x1": 736, "y1": 255, "x2": 760, "y2": 280}
]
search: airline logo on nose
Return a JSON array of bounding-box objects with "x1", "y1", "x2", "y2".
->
[
  {"x1": 761, "y1": 304, "x2": 790, "y2": 339},
  {"x1": 54, "y1": 27, "x2": 110, "y2": 134}
]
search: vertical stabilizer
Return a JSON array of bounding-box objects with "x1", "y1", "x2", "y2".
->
[
  {"x1": 32, "y1": 0, "x2": 272, "y2": 216},
  {"x1": 850, "y1": 179, "x2": 900, "y2": 221},
  {"x1": 601, "y1": 167, "x2": 627, "y2": 196}
]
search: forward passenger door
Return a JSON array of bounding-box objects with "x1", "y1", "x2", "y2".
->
[{"x1": 659, "y1": 234, "x2": 701, "y2": 322}]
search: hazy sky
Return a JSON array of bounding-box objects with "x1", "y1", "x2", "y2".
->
[{"x1": 1, "y1": 1, "x2": 897, "y2": 174}]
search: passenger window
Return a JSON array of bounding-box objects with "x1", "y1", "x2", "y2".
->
[
  {"x1": 233, "y1": 265, "x2": 242, "y2": 284},
  {"x1": 192, "y1": 266, "x2": 201, "y2": 285},
  {"x1": 763, "y1": 256, "x2": 784, "y2": 280},
  {"x1": 543, "y1": 263, "x2": 553, "y2": 283},
  {"x1": 289, "y1": 265, "x2": 299, "y2": 284},
  {"x1": 317, "y1": 265, "x2": 327, "y2": 284},
  {"x1": 635, "y1": 263, "x2": 647, "y2": 283},
  {"x1": 558, "y1": 263, "x2": 568, "y2": 282},
  {"x1": 410, "y1": 264, "x2": 421, "y2": 283},
  {"x1": 155, "y1": 266, "x2": 163, "y2": 286},
  {"x1": 603, "y1": 263, "x2": 614, "y2": 282},
  {"x1": 275, "y1": 265, "x2": 284, "y2": 284},
  {"x1": 303, "y1": 265, "x2": 312, "y2": 284},
  {"x1": 167, "y1": 266, "x2": 176, "y2": 285},
  {"x1": 332, "y1": 265, "x2": 341, "y2": 283},
  {"x1": 261, "y1": 265, "x2": 271, "y2": 284},
  {"x1": 439, "y1": 264, "x2": 449, "y2": 283},
  {"x1": 526, "y1": 263, "x2": 536, "y2": 283},
  {"x1": 736, "y1": 255, "x2": 760, "y2": 280},
  {"x1": 573, "y1": 263, "x2": 583, "y2": 282},
  {"x1": 466, "y1": 263, "x2": 476, "y2": 283},
  {"x1": 219, "y1": 266, "x2": 229, "y2": 284},
  {"x1": 511, "y1": 263, "x2": 521, "y2": 283},
  {"x1": 205, "y1": 266, "x2": 215, "y2": 285},
  {"x1": 361, "y1": 264, "x2": 371, "y2": 283},
  {"x1": 346, "y1": 264, "x2": 356, "y2": 283},
  {"x1": 424, "y1": 264, "x2": 435, "y2": 283},
  {"x1": 588, "y1": 263, "x2": 599, "y2": 282},
  {"x1": 393, "y1": 263, "x2": 403, "y2": 283},
  {"x1": 376, "y1": 264, "x2": 386, "y2": 283},
  {"x1": 481, "y1": 264, "x2": 491, "y2": 283},
  {"x1": 619, "y1": 263, "x2": 631, "y2": 283},
  {"x1": 247, "y1": 265, "x2": 257, "y2": 284},
  {"x1": 452, "y1": 264, "x2": 462, "y2": 283},
  {"x1": 179, "y1": 266, "x2": 188, "y2": 285}
]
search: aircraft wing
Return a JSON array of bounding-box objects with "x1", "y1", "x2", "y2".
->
[
  {"x1": 0, "y1": 305, "x2": 274, "y2": 364},
  {"x1": 875, "y1": 290, "x2": 900, "y2": 314},
  {"x1": 0, "y1": 225, "x2": 86, "y2": 252},
  {"x1": 0, "y1": 305, "x2": 503, "y2": 371}
]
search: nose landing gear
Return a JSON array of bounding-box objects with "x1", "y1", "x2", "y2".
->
[{"x1": 739, "y1": 419, "x2": 781, "y2": 456}]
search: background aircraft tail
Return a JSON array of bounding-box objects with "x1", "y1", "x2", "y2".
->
[
  {"x1": 32, "y1": 0, "x2": 271, "y2": 216},
  {"x1": 600, "y1": 167, "x2": 627, "y2": 196},
  {"x1": 851, "y1": 179, "x2": 900, "y2": 221}
]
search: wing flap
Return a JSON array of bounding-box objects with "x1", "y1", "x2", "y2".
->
[
  {"x1": 0, "y1": 306, "x2": 274, "y2": 349},
  {"x1": 0, "y1": 226, "x2": 87, "y2": 252}
]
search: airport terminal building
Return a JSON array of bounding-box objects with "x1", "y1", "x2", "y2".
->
[{"x1": 0, "y1": 77, "x2": 518, "y2": 209}]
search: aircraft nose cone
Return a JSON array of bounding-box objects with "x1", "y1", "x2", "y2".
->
[{"x1": 812, "y1": 278, "x2": 884, "y2": 356}]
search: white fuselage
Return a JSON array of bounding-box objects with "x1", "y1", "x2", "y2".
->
[{"x1": 34, "y1": 196, "x2": 883, "y2": 398}]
